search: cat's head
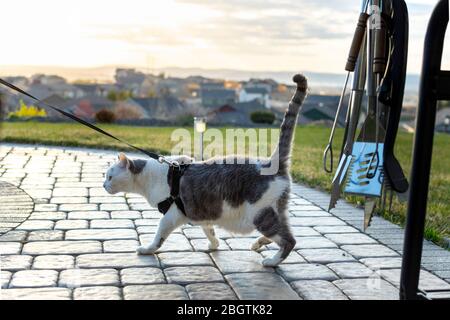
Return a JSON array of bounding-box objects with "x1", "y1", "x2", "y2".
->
[{"x1": 103, "y1": 153, "x2": 144, "y2": 194}]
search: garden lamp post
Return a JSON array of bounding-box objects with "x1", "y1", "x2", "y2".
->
[
  {"x1": 445, "y1": 115, "x2": 450, "y2": 133},
  {"x1": 194, "y1": 117, "x2": 206, "y2": 160}
]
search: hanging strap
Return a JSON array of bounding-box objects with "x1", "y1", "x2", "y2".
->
[
  {"x1": 157, "y1": 164, "x2": 188, "y2": 215},
  {"x1": 0, "y1": 78, "x2": 163, "y2": 161}
]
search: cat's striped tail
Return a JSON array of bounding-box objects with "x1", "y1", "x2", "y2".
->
[{"x1": 272, "y1": 74, "x2": 308, "y2": 176}]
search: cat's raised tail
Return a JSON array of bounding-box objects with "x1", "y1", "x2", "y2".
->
[{"x1": 272, "y1": 74, "x2": 308, "y2": 176}]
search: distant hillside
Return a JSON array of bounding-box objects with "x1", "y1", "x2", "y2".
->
[{"x1": 0, "y1": 64, "x2": 420, "y2": 94}]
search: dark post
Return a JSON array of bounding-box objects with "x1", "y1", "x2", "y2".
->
[{"x1": 400, "y1": 0, "x2": 449, "y2": 300}]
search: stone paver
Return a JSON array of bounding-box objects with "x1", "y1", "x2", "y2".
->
[
  {"x1": 0, "y1": 255, "x2": 33, "y2": 271},
  {"x1": 1, "y1": 271, "x2": 12, "y2": 289},
  {"x1": 360, "y1": 257, "x2": 403, "y2": 269},
  {"x1": 103, "y1": 240, "x2": 140, "y2": 253},
  {"x1": 73, "y1": 286, "x2": 121, "y2": 300},
  {"x1": 299, "y1": 248, "x2": 355, "y2": 264},
  {"x1": 28, "y1": 211, "x2": 67, "y2": 221},
  {"x1": 27, "y1": 230, "x2": 64, "y2": 241},
  {"x1": 291, "y1": 280, "x2": 348, "y2": 300},
  {"x1": 1, "y1": 144, "x2": 449, "y2": 300},
  {"x1": 327, "y1": 262, "x2": 375, "y2": 279},
  {"x1": 325, "y1": 233, "x2": 377, "y2": 245},
  {"x1": 66, "y1": 228, "x2": 137, "y2": 240},
  {"x1": 23, "y1": 241, "x2": 102, "y2": 255},
  {"x1": 33, "y1": 255, "x2": 74, "y2": 270},
  {"x1": 60, "y1": 204, "x2": 98, "y2": 211},
  {"x1": 0, "y1": 288, "x2": 71, "y2": 300},
  {"x1": 260, "y1": 250, "x2": 306, "y2": 264},
  {"x1": 190, "y1": 238, "x2": 229, "y2": 252},
  {"x1": 120, "y1": 267, "x2": 165, "y2": 286},
  {"x1": 341, "y1": 244, "x2": 399, "y2": 259},
  {"x1": 276, "y1": 263, "x2": 339, "y2": 282},
  {"x1": 68, "y1": 211, "x2": 109, "y2": 220},
  {"x1": 379, "y1": 268, "x2": 450, "y2": 292},
  {"x1": 333, "y1": 278, "x2": 399, "y2": 300},
  {"x1": 186, "y1": 283, "x2": 237, "y2": 300},
  {"x1": 59, "y1": 268, "x2": 120, "y2": 288},
  {"x1": 164, "y1": 266, "x2": 224, "y2": 285},
  {"x1": 90, "y1": 219, "x2": 134, "y2": 229},
  {"x1": 0, "y1": 242, "x2": 22, "y2": 255},
  {"x1": 123, "y1": 284, "x2": 188, "y2": 300},
  {"x1": 9, "y1": 270, "x2": 58, "y2": 288},
  {"x1": 140, "y1": 234, "x2": 193, "y2": 252},
  {"x1": 210, "y1": 251, "x2": 273, "y2": 274},
  {"x1": 0, "y1": 231, "x2": 27, "y2": 242},
  {"x1": 158, "y1": 252, "x2": 214, "y2": 268},
  {"x1": 55, "y1": 220, "x2": 88, "y2": 230},
  {"x1": 111, "y1": 211, "x2": 142, "y2": 219},
  {"x1": 225, "y1": 273, "x2": 300, "y2": 300},
  {"x1": 76, "y1": 252, "x2": 159, "y2": 269}
]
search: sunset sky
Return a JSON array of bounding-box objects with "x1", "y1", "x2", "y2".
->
[{"x1": 0, "y1": 0, "x2": 448, "y2": 76}]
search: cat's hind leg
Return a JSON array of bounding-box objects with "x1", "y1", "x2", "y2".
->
[
  {"x1": 202, "y1": 226, "x2": 220, "y2": 250},
  {"x1": 253, "y1": 206, "x2": 295, "y2": 267},
  {"x1": 251, "y1": 236, "x2": 272, "y2": 251},
  {"x1": 137, "y1": 208, "x2": 188, "y2": 255}
]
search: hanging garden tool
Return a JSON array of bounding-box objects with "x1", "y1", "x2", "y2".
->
[
  {"x1": 378, "y1": 0, "x2": 409, "y2": 196},
  {"x1": 344, "y1": 0, "x2": 389, "y2": 230},
  {"x1": 327, "y1": 0, "x2": 410, "y2": 231},
  {"x1": 323, "y1": 0, "x2": 370, "y2": 174},
  {"x1": 328, "y1": 0, "x2": 369, "y2": 211}
]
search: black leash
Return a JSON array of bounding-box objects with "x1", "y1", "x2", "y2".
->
[{"x1": 0, "y1": 78, "x2": 164, "y2": 162}]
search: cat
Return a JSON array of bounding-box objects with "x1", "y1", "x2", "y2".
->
[{"x1": 103, "y1": 74, "x2": 308, "y2": 266}]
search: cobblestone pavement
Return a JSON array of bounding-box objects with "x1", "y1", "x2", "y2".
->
[{"x1": 0, "y1": 144, "x2": 449, "y2": 300}]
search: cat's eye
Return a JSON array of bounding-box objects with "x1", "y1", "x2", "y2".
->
[{"x1": 108, "y1": 176, "x2": 112, "y2": 181}]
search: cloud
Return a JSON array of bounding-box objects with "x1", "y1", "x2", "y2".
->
[{"x1": 0, "y1": 0, "x2": 447, "y2": 74}]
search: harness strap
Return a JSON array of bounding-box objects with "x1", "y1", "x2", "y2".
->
[
  {"x1": 0, "y1": 78, "x2": 162, "y2": 161},
  {"x1": 157, "y1": 164, "x2": 188, "y2": 215}
]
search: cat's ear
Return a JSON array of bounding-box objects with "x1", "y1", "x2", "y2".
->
[{"x1": 118, "y1": 153, "x2": 129, "y2": 168}]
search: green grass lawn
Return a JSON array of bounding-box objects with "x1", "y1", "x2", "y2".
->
[{"x1": 1, "y1": 121, "x2": 449, "y2": 246}]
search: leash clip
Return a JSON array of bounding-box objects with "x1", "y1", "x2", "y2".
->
[{"x1": 158, "y1": 156, "x2": 180, "y2": 168}]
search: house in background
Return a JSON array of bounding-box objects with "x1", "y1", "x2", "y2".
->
[
  {"x1": 59, "y1": 96, "x2": 115, "y2": 119},
  {"x1": 207, "y1": 104, "x2": 252, "y2": 126},
  {"x1": 239, "y1": 87, "x2": 271, "y2": 109},
  {"x1": 200, "y1": 81, "x2": 237, "y2": 109},
  {"x1": 39, "y1": 94, "x2": 67, "y2": 117},
  {"x1": 114, "y1": 68, "x2": 146, "y2": 96},
  {"x1": 26, "y1": 75, "x2": 84, "y2": 100},
  {"x1": 207, "y1": 100, "x2": 267, "y2": 126},
  {"x1": 129, "y1": 97, "x2": 158, "y2": 119},
  {"x1": 131, "y1": 96, "x2": 187, "y2": 120},
  {"x1": 73, "y1": 83, "x2": 120, "y2": 98},
  {"x1": 3, "y1": 76, "x2": 29, "y2": 88},
  {"x1": 298, "y1": 94, "x2": 348, "y2": 126},
  {"x1": 435, "y1": 108, "x2": 450, "y2": 133},
  {"x1": 244, "y1": 78, "x2": 278, "y2": 94}
]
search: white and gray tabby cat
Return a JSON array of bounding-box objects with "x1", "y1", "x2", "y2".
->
[{"x1": 103, "y1": 74, "x2": 308, "y2": 266}]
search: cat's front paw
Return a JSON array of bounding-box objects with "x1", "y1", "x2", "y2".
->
[
  {"x1": 262, "y1": 257, "x2": 281, "y2": 267},
  {"x1": 251, "y1": 241, "x2": 263, "y2": 251},
  {"x1": 136, "y1": 245, "x2": 156, "y2": 255},
  {"x1": 208, "y1": 239, "x2": 220, "y2": 251}
]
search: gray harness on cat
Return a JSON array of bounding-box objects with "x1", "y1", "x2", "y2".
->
[{"x1": 157, "y1": 163, "x2": 189, "y2": 216}]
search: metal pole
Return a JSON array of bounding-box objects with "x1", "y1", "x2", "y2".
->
[
  {"x1": 200, "y1": 132, "x2": 204, "y2": 161},
  {"x1": 400, "y1": 0, "x2": 449, "y2": 300}
]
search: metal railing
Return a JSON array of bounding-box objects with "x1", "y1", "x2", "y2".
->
[{"x1": 400, "y1": 0, "x2": 450, "y2": 300}]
